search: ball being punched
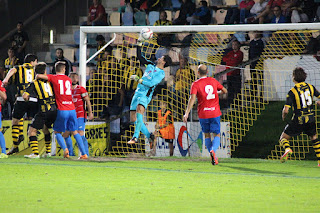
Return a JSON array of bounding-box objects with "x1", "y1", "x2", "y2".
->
[{"x1": 140, "y1": 27, "x2": 153, "y2": 40}]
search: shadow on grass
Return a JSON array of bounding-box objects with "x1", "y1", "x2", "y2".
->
[{"x1": 220, "y1": 164, "x2": 293, "y2": 176}]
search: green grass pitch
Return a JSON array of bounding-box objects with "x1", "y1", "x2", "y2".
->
[{"x1": 0, "y1": 157, "x2": 319, "y2": 212}]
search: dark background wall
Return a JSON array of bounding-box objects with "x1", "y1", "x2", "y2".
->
[{"x1": 0, "y1": 0, "x2": 89, "y2": 62}]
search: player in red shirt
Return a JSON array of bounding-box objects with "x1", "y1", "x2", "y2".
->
[
  {"x1": 0, "y1": 81, "x2": 7, "y2": 158},
  {"x1": 36, "y1": 61, "x2": 87, "y2": 159},
  {"x1": 183, "y1": 65, "x2": 227, "y2": 165},
  {"x1": 63, "y1": 73, "x2": 93, "y2": 156}
]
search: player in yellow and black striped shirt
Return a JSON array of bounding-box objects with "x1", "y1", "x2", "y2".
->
[
  {"x1": 23, "y1": 62, "x2": 57, "y2": 158},
  {"x1": 279, "y1": 67, "x2": 320, "y2": 166},
  {"x1": 2, "y1": 54, "x2": 38, "y2": 155}
]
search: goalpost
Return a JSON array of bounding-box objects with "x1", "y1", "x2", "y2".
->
[{"x1": 79, "y1": 23, "x2": 320, "y2": 159}]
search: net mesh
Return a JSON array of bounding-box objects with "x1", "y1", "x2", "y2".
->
[{"x1": 85, "y1": 29, "x2": 320, "y2": 159}]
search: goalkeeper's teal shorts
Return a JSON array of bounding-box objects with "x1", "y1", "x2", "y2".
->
[{"x1": 130, "y1": 93, "x2": 152, "y2": 111}]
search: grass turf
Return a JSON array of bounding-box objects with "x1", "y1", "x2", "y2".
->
[{"x1": 0, "y1": 157, "x2": 319, "y2": 212}]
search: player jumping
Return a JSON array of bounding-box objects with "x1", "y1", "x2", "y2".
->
[
  {"x1": 127, "y1": 45, "x2": 172, "y2": 144},
  {"x1": 184, "y1": 65, "x2": 227, "y2": 165}
]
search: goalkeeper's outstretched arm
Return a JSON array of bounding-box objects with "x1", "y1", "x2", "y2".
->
[{"x1": 137, "y1": 46, "x2": 154, "y2": 66}]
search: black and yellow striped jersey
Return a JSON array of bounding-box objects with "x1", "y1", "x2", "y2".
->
[
  {"x1": 4, "y1": 57, "x2": 19, "y2": 72},
  {"x1": 97, "y1": 43, "x2": 106, "y2": 68},
  {"x1": 14, "y1": 63, "x2": 35, "y2": 96},
  {"x1": 285, "y1": 82, "x2": 320, "y2": 124},
  {"x1": 4, "y1": 57, "x2": 19, "y2": 84},
  {"x1": 25, "y1": 80, "x2": 56, "y2": 113}
]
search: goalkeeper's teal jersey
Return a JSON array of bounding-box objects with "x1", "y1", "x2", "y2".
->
[{"x1": 135, "y1": 64, "x2": 165, "y2": 97}]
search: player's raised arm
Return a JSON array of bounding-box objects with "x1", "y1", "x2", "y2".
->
[
  {"x1": 2, "y1": 67, "x2": 17, "y2": 87},
  {"x1": 136, "y1": 46, "x2": 154, "y2": 66},
  {"x1": 218, "y1": 87, "x2": 228, "y2": 95}
]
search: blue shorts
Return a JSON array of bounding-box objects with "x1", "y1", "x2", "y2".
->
[
  {"x1": 53, "y1": 110, "x2": 78, "y2": 132},
  {"x1": 77, "y1": 117, "x2": 86, "y2": 131},
  {"x1": 130, "y1": 93, "x2": 152, "y2": 111},
  {"x1": 0, "y1": 112, "x2": 2, "y2": 129},
  {"x1": 199, "y1": 116, "x2": 220, "y2": 134}
]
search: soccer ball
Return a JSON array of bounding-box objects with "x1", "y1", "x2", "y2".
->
[{"x1": 140, "y1": 27, "x2": 153, "y2": 40}]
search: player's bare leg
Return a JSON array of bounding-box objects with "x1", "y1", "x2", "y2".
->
[{"x1": 279, "y1": 132, "x2": 293, "y2": 163}]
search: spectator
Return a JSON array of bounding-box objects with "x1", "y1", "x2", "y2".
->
[
  {"x1": 303, "y1": 31, "x2": 320, "y2": 54},
  {"x1": 172, "y1": 0, "x2": 195, "y2": 25},
  {"x1": 95, "y1": 35, "x2": 106, "y2": 68},
  {"x1": 4, "y1": 47, "x2": 19, "y2": 74},
  {"x1": 52, "y1": 48, "x2": 73, "y2": 76},
  {"x1": 175, "y1": 57, "x2": 195, "y2": 116},
  {"x1": 154, "y1": 11, "x2": 173, "y2": 47},
  {"x1": 256, "y1": 0, "x2": 285, "y2": 23},
  {"x1": 249, "y1": 31, "x2": 265, "y2": 99},
  {"x1": 123, "y1": 56, "x2": 143, "y2": 106},
  {"x1": 225, "y1": 0, "x2": 255, "y2": 24},
  {"x1": 10, "y1": 21, "x2": 29, "y2": 62},
  {"x1": 82, "y1": 0, "x2": 107, "y2": 26},
  {"x1": 100, "y1": 75, "x2": 125, "y2": 119},
  {"x1": 240, "y1": 0, "x2": 256, "y2": 24},
  {"x1": 186, "y1": 1, "x2": 211, "y2": 25},
  {"x1": 154, "y1": 10, "x2": 172, "y2": 26},
  {"x1": 246, "y1": 0, "x2": 269, "y2": 23},
  {"x1": 222, "y1": 40, "x2": 244, "y2": 107},
  {"x1": 3, "y1": 47, "x2": 19, "y2": 119},
  {"x1": 291, "y1": 7, "x2": 309, "y2": 23},
  {"x1": 271, "y1": 6, "x2": 287, "y2": 23},
  {"x1": 154, "y1": 99, "x2": 175, "y2": 156}
]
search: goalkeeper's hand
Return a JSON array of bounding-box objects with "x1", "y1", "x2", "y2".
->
[
  {"x1": 137, "y1": 35, "x2": 144, "y2": 46},
  {"x1": 130, "y1": 75, "x2": 143, "y2": 84}
]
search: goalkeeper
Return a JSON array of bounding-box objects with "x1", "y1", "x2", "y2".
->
[{"x1": 128, "y1": 40, "x2": 172, "y2": 145}]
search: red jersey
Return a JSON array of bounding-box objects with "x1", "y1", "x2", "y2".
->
[
  {"x1": 222, "y1": 50, "x2": 243, "y2": 76},
  {"x1": 190, "y1": 77, "x2": 223, "y2": 119},
  {"x1": 72, "y1": 85, "x2": 88, "y2": 118},
  {"x1": 0, "y1": 80, "x2": 6, "y2": 112},
  {"x1": 47, "y1": 74, "x2": 75, "y2": 111},
  {"x1": 89, "y1": 4, "x2": 106, "y2": 22}
]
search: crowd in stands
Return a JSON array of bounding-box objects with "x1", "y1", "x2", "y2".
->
[{"x1": 3, "y1": 0, "x2": 320, "y2": 125}]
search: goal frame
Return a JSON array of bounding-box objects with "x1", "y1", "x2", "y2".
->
[{"x1": 79, "y1": 23, "x2": 320, "y2": 87}]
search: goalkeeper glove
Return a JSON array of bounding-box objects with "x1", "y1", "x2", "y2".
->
[
  {"x1": 137, "y1": 35, "x2": 144, "y2": 46},
  {"x1": 130, "y1": 75, "x2": 143, "y2": 84}
]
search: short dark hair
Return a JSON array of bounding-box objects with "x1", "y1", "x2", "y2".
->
[
  {"x1": 96, "y1": 34, "x2": 105, "y2": 41},
  {"x1": 293, "y1": 67, "x2": 307, "y2": 83},
  {"x1": 198, "y1": 65, "x2": 208, "y2": 75},
  {"x1": 200, "y1": 1, "x2": 208, "y2": 7},
  {"x1": 17, "y1": 21, "x2": 23, "y2": 25},
  {"x1": 163, "y1": 55, "x2": 172, "y2": 68},
  {"x1": 8, "y1": 47, "x2": 15, "y2": 52},
  {"x1": 55, "y1": 61, "x2": 66, "y2": 73},
  {"x1": 69, "y1": 72, "x2": 78, "y2": 77},
  {"x1": 35, "y1": 62, "x2": 47, "y2": 74},
  {"x1": 56, "y1": 48, "x2": 64, "y2": 53},
  {"x1": 233, "y1": 40, "x2": 241, "y2": 45},
  {"x1": 24, "y1": 54, "x2": 38, "y2": 63}
]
